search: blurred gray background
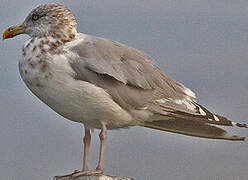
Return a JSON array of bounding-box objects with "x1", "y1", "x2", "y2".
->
[{"x1": 0, "y1": 0, "x2": 248, "y2": 180}]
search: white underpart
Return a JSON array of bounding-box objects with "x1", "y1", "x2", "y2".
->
[{"x1": 19, "y1": 34, "x2": 135, "y2": 129}]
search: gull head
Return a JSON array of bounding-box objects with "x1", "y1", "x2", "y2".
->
[{"x1": 3, "y1": 3, "x2": 77, "y2": 42}]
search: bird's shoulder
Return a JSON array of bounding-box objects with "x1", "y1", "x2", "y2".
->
[{"x1": 68, "y1": 33, "x2": 155, "y2": 65}]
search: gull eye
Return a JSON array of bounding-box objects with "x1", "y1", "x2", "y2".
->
[{"x1": 32, "y1": 14, "x2": 39, "y2": 21}]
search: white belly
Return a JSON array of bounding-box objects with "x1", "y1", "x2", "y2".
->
[{"x1": 19, "y1": 51, "x2": 134, "y2": 129}]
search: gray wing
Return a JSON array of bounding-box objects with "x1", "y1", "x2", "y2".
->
[
  {"x1": 68, "y1": 34, "x2": 247, "y2": 128},
  {"x1": 69, "y1": 35, "x2": 193, "y2": 109}
]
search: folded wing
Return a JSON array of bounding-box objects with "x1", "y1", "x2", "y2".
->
[{"x1": 67, "y1": 34, "x2": 247, "y2": 140}]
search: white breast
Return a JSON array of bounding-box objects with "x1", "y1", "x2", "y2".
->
[{"x1": 19, "y1": 37, "x2": 134, "y2": 129}]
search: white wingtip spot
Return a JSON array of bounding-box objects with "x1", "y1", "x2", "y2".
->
[
  {"x1": 183, "y1": 87, "x2": 196, "y2": 99},
  {"x1": 213, "y1": 114, "x2": 220, "y2": 121},
  {"x1": 232, "y1": 122, "x2": 237, "y2": 126},
  {"x1": 199, "y1": 108, "x2": 207, "y2": 116}
]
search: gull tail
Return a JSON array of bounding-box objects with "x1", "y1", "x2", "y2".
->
[{"x1": 143, "y1": 119, "x2": 246, "y2": 141}]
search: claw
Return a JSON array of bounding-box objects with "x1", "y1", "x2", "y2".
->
[
  {"x1": 54, "y1": 169, "x2": 103, "y2": 179},
  {"x1": 53, "y1": 170, "x2": 80, "y2": 179},
  {"x1": 72, "y1": 170, "x2": 103, "y2": 178}
]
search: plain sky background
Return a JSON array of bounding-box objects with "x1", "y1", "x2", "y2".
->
[{"x1": 1, "y1": 0, "x2": 248, "y2": 180}]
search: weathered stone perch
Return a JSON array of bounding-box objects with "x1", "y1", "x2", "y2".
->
[{"x1": 53, "y1": 174, "x2": 134, "y2": 180}]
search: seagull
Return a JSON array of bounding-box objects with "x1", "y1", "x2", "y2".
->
[{"x1": 3, "y1": 3, "x2": 247, "y2": 178}]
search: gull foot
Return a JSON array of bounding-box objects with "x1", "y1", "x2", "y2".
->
[
  {"x1": 53, "y1": 170, "x2": 80, "y2": 179},
  {"x1": 72, "y1": 169, "x2": 103, "y2": 178},
  {"x1": 53, "y1": 169, "x2": 103, "y2": 179}
]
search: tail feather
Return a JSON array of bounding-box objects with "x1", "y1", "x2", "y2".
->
[{"x1": 144, "y1": 119, "x2": 245, "y2": 141}]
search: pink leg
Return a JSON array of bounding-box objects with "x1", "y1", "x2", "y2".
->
[
  {"x1": 54, "y1": 125, "x2": 108, "y2": 179},
  {"x1": 71, "y1": 124, "x2": 107, "y2": 178},
  {"x1": 96, "y1": 124, "x2": 107, "y2": 171},
  {"x1": 54, "y1": 126, "x2": 92, "y2": 179},
  {"x1": 83, "y1": 126, "x2": 91, "y2": 171}
]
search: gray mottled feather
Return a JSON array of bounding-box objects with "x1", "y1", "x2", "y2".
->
[
  {"x1": 69, "y1": 35, "x2": 192, "y2": 109},
  {"x1": 68, "y1": 34, "x2": 247, "y2": 131}
]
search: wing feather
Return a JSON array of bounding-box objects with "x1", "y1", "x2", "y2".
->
[{"x1": 67, "y1": 34, "x2": 247, "y2": 131}]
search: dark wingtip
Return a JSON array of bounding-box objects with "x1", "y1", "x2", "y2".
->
[
  {"x1": 236, "y1": 123, "x2": 247, "y2": 128},
  {"x1": 240, "y1": 137, "x2": 246, "y2": 141},
  {"x1": 224, "y1": 134, "x2": 246, "y2": 141}
]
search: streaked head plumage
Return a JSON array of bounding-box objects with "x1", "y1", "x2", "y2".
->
[{"x1": 3, "y1": 3, "x2": 77, "y2": 42}]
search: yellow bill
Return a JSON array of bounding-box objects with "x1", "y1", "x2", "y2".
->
[{"x1": 3, "y1": 25, "x2": 25, "y2": 40}]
